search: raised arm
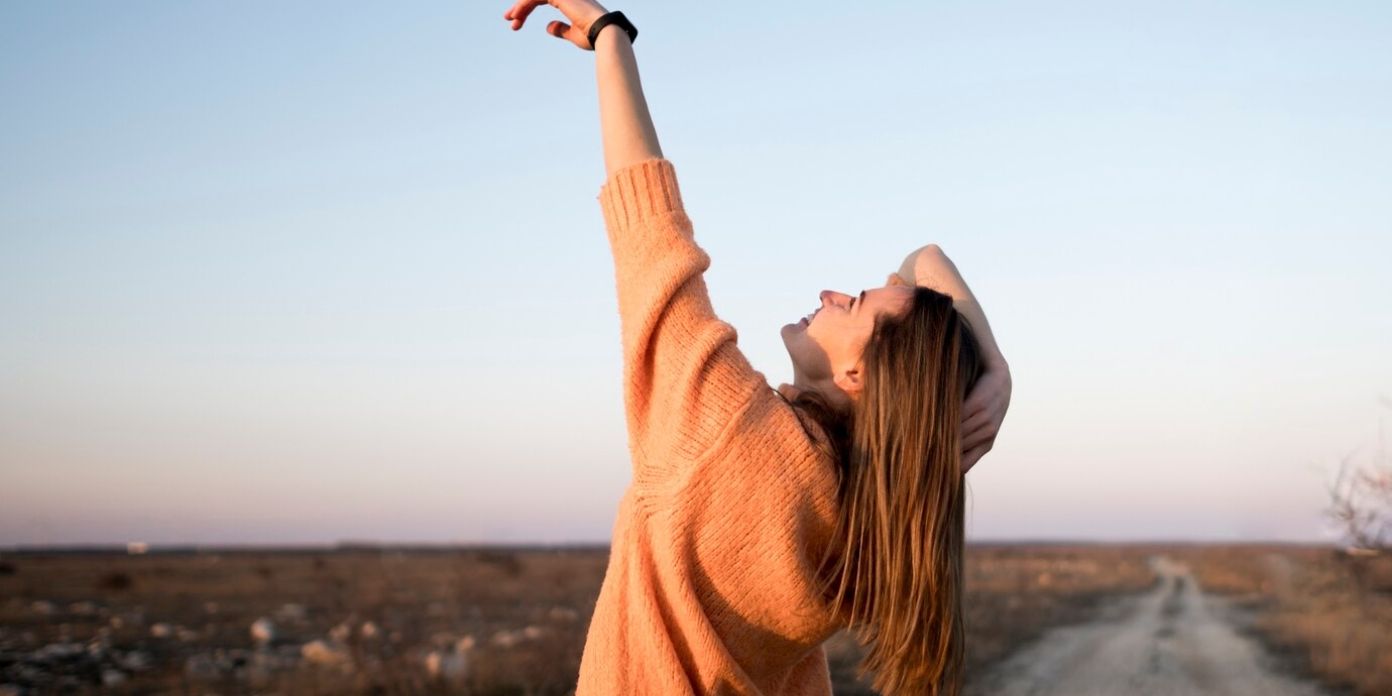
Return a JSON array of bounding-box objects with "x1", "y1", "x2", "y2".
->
[
  {"x1": 592, "y1": 10, "x2": 663, "y2": 177},
  {"x1": 505, "y1": 1, "x2": 773, "y2": 491},
  {"x1": 888, "y1": 244, "x2": 1011, "y2": 473}
]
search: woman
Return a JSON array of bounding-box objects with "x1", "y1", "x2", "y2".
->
[{"x1": 503, "y1": 3, "x2": 1013, "y2": 694}]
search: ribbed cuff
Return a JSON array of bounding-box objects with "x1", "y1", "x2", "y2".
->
[{"x1": 597, "y1": 158, "x2": 686, "y2": 230}]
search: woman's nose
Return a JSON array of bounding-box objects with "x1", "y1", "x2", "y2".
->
[{"x1": 820, "y1": 290, "x2": 847, "y2": 305}]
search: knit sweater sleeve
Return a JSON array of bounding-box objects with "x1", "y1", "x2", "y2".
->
[{"x1": 597, "y1": 158, "x2": 767, "y2": 493}]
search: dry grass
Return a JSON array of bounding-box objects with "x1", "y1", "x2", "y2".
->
[
  {"x1": 1168, "y1": 544, "x2": 1392, "y2": 696},
  {"x1": 0, "y1": 544, "x2": 1158, "y2": 695}
]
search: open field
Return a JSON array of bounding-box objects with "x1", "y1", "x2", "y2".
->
[{"x1": 3, "y1": 543, "x2": 1377, "y2": 695}]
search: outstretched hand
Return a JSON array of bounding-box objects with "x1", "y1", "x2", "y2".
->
[
  {"x1": 886, "y1": 271, "x2": 1010, "y2": 475},
  {"x1": 504, "y1": 0, "x2": 611, "y2": 51},
  {"x1": 959, "y1": 361, "x2": 1010, "y2": 475}
]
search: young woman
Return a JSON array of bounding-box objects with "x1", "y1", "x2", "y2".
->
[{"x1": 503, "y1": 3, "x2": 1013, "y2": 694}]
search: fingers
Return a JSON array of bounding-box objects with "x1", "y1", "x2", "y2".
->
[
  {"x1": 547, "y1": 19, "x2": 573, "y2": 41},
  {"x1": 960, "y1": 406, "x2": 990, "y2": 435},
  {"x1": 503, "y1": 0, "x2": 549, "y2": 30},
  {"x1": 961, "y1": 444, "x2": 988, "y2": 475},
  {"x1": 962, "y1": 425, "x2": 994, "y2": 453},
  {"x1": 960, "y1": 411, "x2": 997, "y2": 452}
]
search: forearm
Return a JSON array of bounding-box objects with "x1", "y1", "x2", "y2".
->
[
  {"x1": 898, "y1": 245, "x2": 1006, "y2": 367},
  {"x1": 594, "y1": 26, "x2": 663, "y2": 179}
]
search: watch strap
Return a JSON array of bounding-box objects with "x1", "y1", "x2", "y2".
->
[{"x1": 587, "y1": 11, "x2": 638, "y2": 50}]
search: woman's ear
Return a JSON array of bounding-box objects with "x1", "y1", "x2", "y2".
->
[{"x1": 833, "y1": 364, "x2": 863, "y2": 398}]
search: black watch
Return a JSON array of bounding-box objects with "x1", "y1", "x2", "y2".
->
[{"x1": 587, "y1": 11, "x2": 638, "y2": 50}]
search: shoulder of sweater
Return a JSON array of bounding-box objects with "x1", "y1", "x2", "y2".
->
[{"x1": 677, "y1": 385, "x2": 838, "y2": 494}]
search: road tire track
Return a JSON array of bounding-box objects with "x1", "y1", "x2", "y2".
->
[{"x1": 967, "y1": 556, "x2": 1336, "y2": 696}]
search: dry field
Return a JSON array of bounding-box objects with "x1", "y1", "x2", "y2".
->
[
  {"x1": 1165, "y1": 544, "x2": 1392, "y2": 696},
  {"x1": 0, "y1": 544, "x2": 1158, "y2": 695}
]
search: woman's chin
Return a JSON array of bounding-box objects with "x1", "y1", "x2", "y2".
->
[{"x1": 780, "y1": 319, "x2": 807, "y2": 340}]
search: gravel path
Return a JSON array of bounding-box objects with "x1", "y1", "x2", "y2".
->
[{"x1": 969, "y1": 555, "x2": 1334, "y2": 696}]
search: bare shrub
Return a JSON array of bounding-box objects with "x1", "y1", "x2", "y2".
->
[
  {"x1": 1324, "y1": 395, "x2": 1392, "y2": 554},
  {"x1": 97, "y1": 570, "x2": 134, "y2": 591},
  {"x1": 472, "y1": 549, "x2": 524, "y2": 578}
]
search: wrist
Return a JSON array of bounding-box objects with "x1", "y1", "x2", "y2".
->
[
  {"x1": 593, "y1": 22, "x2": 630, "y2": 49},
  {"x1": 588, "y1": 10, "x2": 636, "y2": 50}
]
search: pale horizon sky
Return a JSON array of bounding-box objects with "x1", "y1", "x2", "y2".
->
[{"x1": 2, "y1": 1, "x2": 1390, "y2": 547}]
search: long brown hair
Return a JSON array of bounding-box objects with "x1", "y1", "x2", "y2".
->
[{"x1": 785, "y1": 285, "x2": 985, "y2": 695}]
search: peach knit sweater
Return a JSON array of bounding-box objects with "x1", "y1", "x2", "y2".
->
[{"x1": 575, "y1": 158, "x2": 846, "y2": 695}]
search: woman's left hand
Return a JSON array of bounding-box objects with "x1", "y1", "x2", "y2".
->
[
  {"x1": 504, "y1": 0, "x2": 611, "y2": 51},
  {"x1": 959, "y1": 360, "x2": 1010, "y2": 475}
]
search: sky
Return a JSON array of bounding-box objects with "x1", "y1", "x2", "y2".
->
[{"x1": 1, "y1": 1, "x2": 1389, "y2": 546}]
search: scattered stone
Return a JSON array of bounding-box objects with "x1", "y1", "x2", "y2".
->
[
  {"x1": 149, "y1": 623, "x2": 173, "y2": 639},
  {"x1": 423, "y1": 635, "x2": 475, "y2": 683},
  {"x1": 548, "y1": 606, "x2": 580, "y2": 622},
  {"x1": 250, "y1": 617, "x2": 276, "y2": 646},
  {"x1": 274, "y1": 603, "x2": 307, "y2": 623},
  {"x1": 491, "y1": 629, "x2": 525, "y2": 648},
  {"x1": 118, "y1": 650, "x2": 151, "y2": 671},
  {"x1": 359, "y1": 621, "x2": 380, "y2": 640},
  {"x1": 30, "y1": 600, "x2": 55, "y2": 616},
  {"x1": 101, "y1": 669, "x2": 127, "y2": 687},
  {"x1": 32, "y1": 641, "x2": 81, "y2": 664},
  {"x1": 300, "y1": 639, "x2": 351, "y2": 668},
  {"x1": 69, "y1": 601, "x2": 98, "y2": 616},
  {"x1": 328, "y1": 621, "x2": 352, "y2": 644}
]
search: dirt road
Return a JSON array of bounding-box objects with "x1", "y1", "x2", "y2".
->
[{"x1": 970, "y1": 555, "x2": 1334, "y2": 696}]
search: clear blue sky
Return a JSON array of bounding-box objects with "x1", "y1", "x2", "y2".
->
[{"x1": 2, "y1": 1, "x2": 1389, "y2": 546}]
